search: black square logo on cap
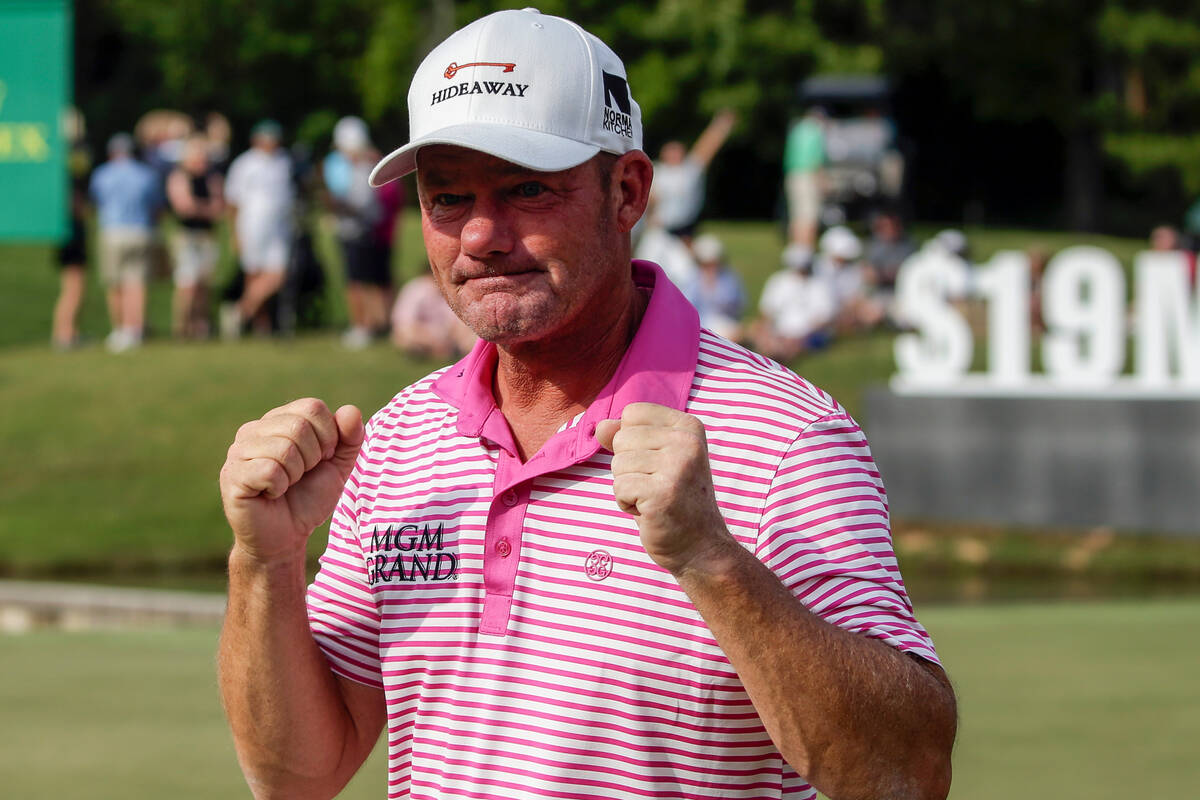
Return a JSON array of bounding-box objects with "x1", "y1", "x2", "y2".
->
[{"x1": 602, "y1": 72, "x2": 631, "y2": 114}]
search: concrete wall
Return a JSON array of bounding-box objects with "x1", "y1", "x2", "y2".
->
[{"x1": 865, "y1": 388, "x2": 1200, "y2": 535}]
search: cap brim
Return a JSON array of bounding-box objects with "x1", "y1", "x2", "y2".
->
[{"x1": 369, "y1": 122, "x2": 601, "y2": 187}]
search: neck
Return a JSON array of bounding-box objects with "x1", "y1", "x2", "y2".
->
[{"x1": 493, "y1": 278, "x2": 649, "y2": 460}]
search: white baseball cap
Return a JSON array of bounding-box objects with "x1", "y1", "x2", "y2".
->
[
  {"x1": 692, "y1": 234, "x2": 724, "y2": 264},
  {"x1": 369, "y1": 7, "x2": 643, "y2": 187},
  {"x1": 334, "y1": 116, "x2": 371, "y2": 152},
  {"x1": 819, "y1": 225, "x2": 862, "y2": 261},
  {"x1": 781, "y1": 243, "x2": 814, "y2": 271}
]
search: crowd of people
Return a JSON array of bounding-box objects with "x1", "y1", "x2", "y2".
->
[
  {"x1": 640, "y1": 206, "x2": 930, "y2": 363},
  {"x1": 51, "y1": 111, "x2": 472, "y2": 358},
  {"x1": 52, "y1": 103, "x2": 974, "y2": 367}
]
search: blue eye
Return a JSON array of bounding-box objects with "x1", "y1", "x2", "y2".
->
[{"x1": 515, "y1": 182, "x2": 545, "y2": 198}]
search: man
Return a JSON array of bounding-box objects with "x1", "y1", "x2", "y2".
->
[
  {"x1": 323, "y1": 116, "x2": 403, "y2": 349},
  {"x1": 217, "y1": 10, "x2": 956, "y2": 800},
  {"x1": 390, "y1": 261, "x2": 477, "y2": 360},
  {"x1": 681, "y1": 233, "x2": 746, "y2": 341},
  {"x1": 784, "y1": 107, "x2": 827, "y2": 247},
  {"x1": 817, "y1": 225, "x2": 887, "y2": 334},
  {"x1": 222, "y1": 120, "x2": 295, "y2": 337},
  {"x1": 752, "y1": 243, "x2": 838, "y2": 362},
  {"x1": 647, "y1": 108, "x2": 736, "y2": 245},
  {"x1": 51, "y1": 108, "x2": 92, "y2": 351},
  {"x1": 89, "y1": 132, "x2": 162, "y2": 353}
]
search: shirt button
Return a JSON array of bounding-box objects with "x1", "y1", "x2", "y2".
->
[
  {"x1": 495, "y1": 539, "x2": 512, "y2": 557},
  {"x1": 501, "y1": 489, "x2": 518, "y2": 507}
]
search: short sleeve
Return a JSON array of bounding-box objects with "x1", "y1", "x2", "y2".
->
[
  {"x1": 306, "y1": 433, "x2": 384, "y2": 689},
  {"x1": 224, "y1": 157, "x2": 245, "y2": 206},
  {"x1": 756, "y1": 413, "x2": 939, "y2": 664}
]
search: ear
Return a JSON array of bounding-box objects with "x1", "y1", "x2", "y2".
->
[{"x1": 611, "y1": 150, "x2": 654, "y2": 234}]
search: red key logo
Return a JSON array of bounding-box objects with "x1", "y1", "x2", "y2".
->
[{"x1": 444, "y1": 61, "x2": 516, "y2": 79}]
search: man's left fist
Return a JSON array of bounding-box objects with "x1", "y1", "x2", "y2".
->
[{"x1": 594, "y1": 402, "x2": 733, "y2": 575}]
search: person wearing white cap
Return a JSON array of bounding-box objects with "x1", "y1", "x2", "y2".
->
[
  {"x1": 323, "y1": 116, "x2": 403, "y2": 349},
  {"x1": 680, "y1": 233, "x2": 747, "y2": 341},
  {"x1": 222, "y1": 120, "x2": 295, "y2": 337},
  {"x1": 817, "y1": 225, "x2": 886, "y2": 333},
  {"x1": 217, "y1": 10, "x2": 956, "y2": 800},
  {"x1": 751, "y1": 243, "x2": 837, "y2": 361}
]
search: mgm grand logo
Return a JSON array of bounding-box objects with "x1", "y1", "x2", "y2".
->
[{"x1": 366, "y1": 523, "x2": 457, "y2": 585}]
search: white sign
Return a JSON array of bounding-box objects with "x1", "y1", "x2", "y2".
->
[{"x1": 892, "y1": 245, "x2": 1200, "y2": 397}]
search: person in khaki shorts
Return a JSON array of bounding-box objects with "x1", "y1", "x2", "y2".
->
[
  {"x1": 784, "y1": 107, "x2": 827, "y2": 248},
  {"x1": 167, "y1": 136, "x2": 224, "y2": 339},
  {"x1": 89, "y1": 133, "x2": 163, "y2": 352}
]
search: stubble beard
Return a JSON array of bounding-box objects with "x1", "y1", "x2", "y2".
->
[{"x1": 449, "y1": 166, "x2": 619, "y2": 347}]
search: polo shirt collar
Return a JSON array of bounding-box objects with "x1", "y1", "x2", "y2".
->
[{"x1": 432, "y1": 260, "x2": 700, "y2": 458}]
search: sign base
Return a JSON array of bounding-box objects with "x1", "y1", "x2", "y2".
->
[{"x1": 866, "y1": 387, "x2": 1200, "y2": 535}]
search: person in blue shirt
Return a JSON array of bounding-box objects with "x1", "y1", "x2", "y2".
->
[
  {"x1": 89, "y1": 133, "x2": 163, "y2": 352},
  {"x1": 682, "y1": 233, "x2": 746, "y2": 341}
]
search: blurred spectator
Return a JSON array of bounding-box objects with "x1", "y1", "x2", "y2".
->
[
  {"x1": 682, "y1": 234, "x2": 746, "y2": 341},
  {"x1": 167, "y1": 135, "x2": 224, "y2": 339},
  {"x1": 276, "y1": 141, "x2": 330, "y2": 335},
  {"x1": 817, "y1": 225, "x2": 885, "y2": 333},
  {"x1": 1149, "y1": 223, "x2": 1196, "y2": 285},
  {"x1": 222, "y1": 120, "x2": 295, "y2": 338},
  {"x1": 1151, "y1": 224, "x2": 1182, "y2": 251},
  {"x1": 323, "y1": 116, "x2": 403, "y2": 349},
  {"x1": 391, "y1": 264, "x2": 476, "y2": 360},
  {"x1": 633, "y1": 226, "x2": 698, "y2": 290},
  {"x1": 750, "y1": 244, "x2": 835, "y2": 361},
  {"x1": 784, "y1": 107, "x2": 826, "y2": 247},
  {"x1": 89, "y1": 133, "x2": 162, "y2": 352},
  {"x1": 1027, "y1": 245, "x2": 1050, "y2": 336},
  {"x1": 647, "y1": 109, "x2": 736, "y2": 245},
  {"x1": 51, "y1": 108, "x2": 92, "y2": 350},
  {"x1": 931, "y1": 228, "x2": 971, "y2": 262},
  {"x1": 864, "y1": 209, "x2": 917, "y2": 294},
  {"x1": 135, "y1": 109, "x2": 195, "y2": 181},
  {"x1": 205, "y1": 112, "x2": 233, "y2": 174}
]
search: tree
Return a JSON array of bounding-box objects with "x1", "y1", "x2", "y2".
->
[
  {"x1": 1096, "y1": 3, "x2": 1200, "y2": 199},
  {"x1": 882, "y1": 0, "x2": 1110, "y2": 230}
]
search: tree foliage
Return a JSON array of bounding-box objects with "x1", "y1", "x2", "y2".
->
[
  {"x1": 75, "y1": 0, "x2": 1200, "y2": 225},
  {"x1": 1096, "y1": 2, "x2": 1200, "y2": 194}
]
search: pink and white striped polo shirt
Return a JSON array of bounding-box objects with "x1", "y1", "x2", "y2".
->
[{"x1": 307, "y1": 260, "x2": 938, "y2": 800}]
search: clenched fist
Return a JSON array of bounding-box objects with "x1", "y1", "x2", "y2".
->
[
  {"x1": 594, "y1": 402, "x2": 734, "y2": 575},
  {"x1": 219, "y1": 398, "x2": 364, "y2": 566}
]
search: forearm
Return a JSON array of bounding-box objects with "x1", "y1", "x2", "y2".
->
[
  {"x1": 218, "y1": 547, "x2": 365, "y2": 799},
  {"x1": 674, "y1": 535, "x2": 956, "y2": 800}
]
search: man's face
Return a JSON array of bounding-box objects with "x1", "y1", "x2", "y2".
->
[{"x1": 416, "y1": 145, "x2": 625, "y2": 347}]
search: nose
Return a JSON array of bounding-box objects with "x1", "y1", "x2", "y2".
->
[{"x1": 460, "y1": 196, "x2": 514, "y2": 258}]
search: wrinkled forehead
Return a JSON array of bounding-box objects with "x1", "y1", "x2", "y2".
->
[
  {"x1": 415, "y1": 144, "x2": 598, "y2": 193},
  {"x1": 416, "y1": 144, "x2": 537, "y2": 181}
]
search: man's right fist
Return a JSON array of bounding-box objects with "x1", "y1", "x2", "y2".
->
[{"x1": 218, "y1": 398, "x2": 364, "y2": 565}]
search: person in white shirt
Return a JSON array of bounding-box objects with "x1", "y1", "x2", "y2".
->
[
  {"x1": 222, "y1": 120, "x2": 295, "y2": 337},
  {"x1": 817, "y1": 225, "x2": 886, "y2": 334},
  {"x1": 751, "y1": 244, "x2": 836, "y2": 361},
  {"x1": 647, "y1": 109, "x2": 736, "y2": 245}
]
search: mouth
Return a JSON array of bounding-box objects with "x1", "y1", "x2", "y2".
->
[{"x1": 457, "y1": 266, "x2": 543, "y2": 287}]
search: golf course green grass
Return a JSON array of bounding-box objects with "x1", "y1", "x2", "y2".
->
[
  {"x1": 3, "y1": 220, "x2": 1199, "y2": 797},
  {"x1": 3, "y1": 219, "x2": 1187, "y2": 580},
  {"x1": 2, "y1": 598, "x2": 1197, "y2": 799}
]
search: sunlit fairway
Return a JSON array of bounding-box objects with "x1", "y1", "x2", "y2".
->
[{"x1": 2, "y1": 599, "x2": 1197, "y2": 799}]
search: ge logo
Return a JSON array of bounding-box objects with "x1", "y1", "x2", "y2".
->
[{"x1": 584, "y1": 549, "x2": 613, "y2": 581}]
